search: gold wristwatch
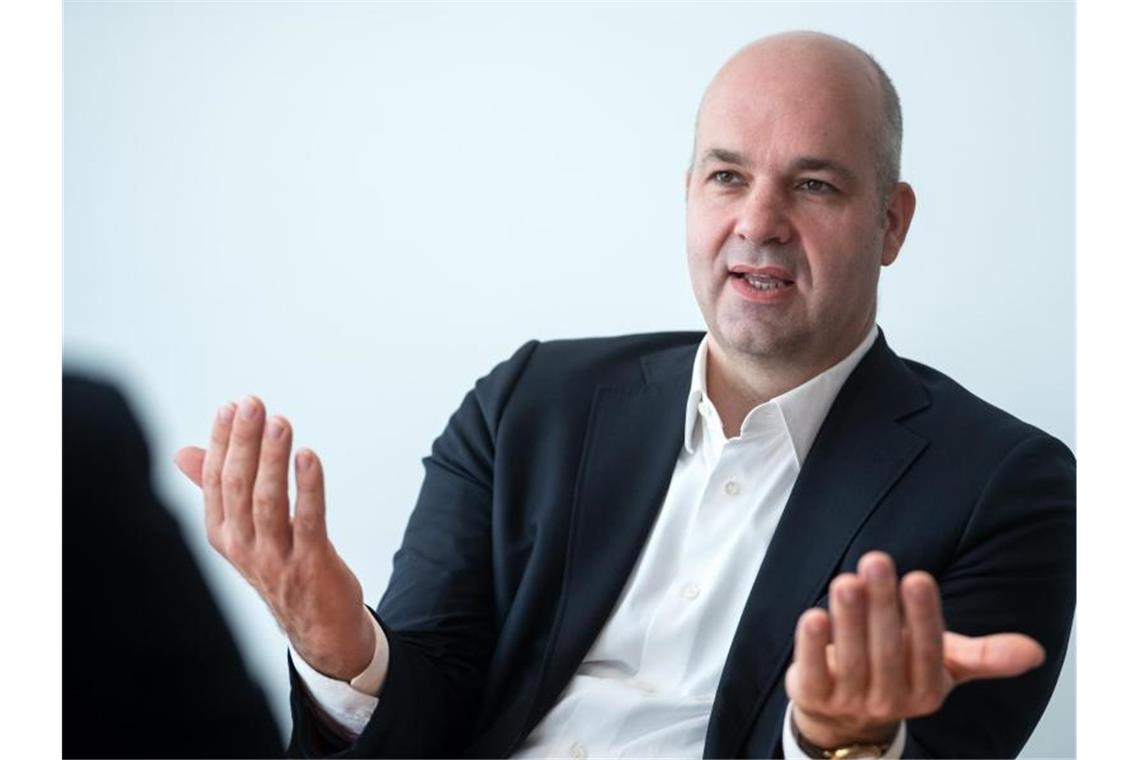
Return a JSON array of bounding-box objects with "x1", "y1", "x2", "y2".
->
[{"x1": 791, "y1": 719, "x2": 892, "y2": 759}]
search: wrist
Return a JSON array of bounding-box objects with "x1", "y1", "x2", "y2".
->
[
  {"x1": 792, "y1": 704, "x2": 897, "y2": 752},
  {"x1": 293, "y1": 609, "x2": 377, "y2": 681}
]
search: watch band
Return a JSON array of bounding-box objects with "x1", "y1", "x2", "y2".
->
[{"x1": 791, "y1": 717, "x2": 891, "y2": 759}]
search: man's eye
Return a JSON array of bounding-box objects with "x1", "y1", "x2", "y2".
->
[
  {"x1": 710, "y1": 170, "x2": 741, "y2": 185},
  {"x1": 798, "y1": 178, "x2": 836, "y2": 194}
]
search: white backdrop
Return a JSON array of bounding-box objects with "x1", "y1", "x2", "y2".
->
[{"x1": 63, "y1": 2, "x2": 1075, "y2": 756}]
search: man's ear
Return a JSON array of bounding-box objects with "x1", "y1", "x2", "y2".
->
[{"x1": 881, "y1": 182, "x2": 916, "y2": 266}]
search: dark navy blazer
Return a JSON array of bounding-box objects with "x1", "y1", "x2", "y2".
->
[{"x1": 288, "y1": 332, "x2": 1075, "y2": 758}]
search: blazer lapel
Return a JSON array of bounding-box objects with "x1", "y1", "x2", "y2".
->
[
  {"x1": 703, "y1": 335, "x2": 931, "y2": 758},
  {"x1": 525, "y1": 344, "x2": 695, "y2": 733}
]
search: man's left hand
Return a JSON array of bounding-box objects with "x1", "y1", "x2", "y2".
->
[{"x1": 785, "y1": 551, "x2": 1046, "y2": 750}]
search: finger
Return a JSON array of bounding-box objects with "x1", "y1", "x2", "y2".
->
[
  {"x1": 901, "y1": 571, "x2": 945, "y2": 714},
  {"x1": 830, "y1": 573, "x2": 869, "y2": 705},
  {"x1": 174, "y1": 446, "x2": 206, "y2": 488},
  {"x1": 221, "y1": 395, "x2": 265, "y2": 543},
  {"x1": 943, "y1": 632, "x2": 1045, "y2": 686},
  {"x1": 202, "y1": 402, "x2": 236, "y2": 534},
  {"x1": 293, "y1": 448, "x2": 328, "y2": 548},
  {"x1": 252, "y1": 415, "x2": 294, "y2": 556},
  {"x1": 788, "y1": 608, "x2": 833, "y2": 708},
  {"x1": 860, "y1": 552, "x2": 906, "y2": 715}
]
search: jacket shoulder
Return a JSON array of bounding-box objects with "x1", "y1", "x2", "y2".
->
[
  {"x1": 526, "y1": 331, "x2": 703, "y2": 386},
  {"x1": 474, "y1": 331, "x2": 701, "y2": 402},
  {"x1": 452, "y1": 332, "x2": 702, "y2": 465},
  {"x1": 899, "y1": 356, "x2": 1073, "y2": 462}
]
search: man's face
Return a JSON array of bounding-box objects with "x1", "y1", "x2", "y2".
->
[{"x1": 685, "y1": 43, "x2": 910, "y2": 372}]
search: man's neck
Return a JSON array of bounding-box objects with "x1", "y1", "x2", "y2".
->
[{"x1": 705, "y1": 327, "x2": 873, "y2": 439}]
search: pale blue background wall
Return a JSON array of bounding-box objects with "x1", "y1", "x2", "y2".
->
[{"x1": 64, "y1": 2, "x2": 1075, "y2": 755}]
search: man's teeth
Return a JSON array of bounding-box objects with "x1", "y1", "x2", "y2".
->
[{"x1": 742, "y1": 274, "x2": 791, "y2": 291}]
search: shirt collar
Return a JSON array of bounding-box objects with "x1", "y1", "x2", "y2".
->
[{"x1": 683, "y1": 325, "x2": 880, "y2": 465}]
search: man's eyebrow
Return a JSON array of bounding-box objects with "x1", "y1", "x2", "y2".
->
[
  {"x1": 697, "y1": 148, "x2": 749, "y2": 167},
  {"x1": 789, "y1": 156, "x2": 857, "y2": 183}
]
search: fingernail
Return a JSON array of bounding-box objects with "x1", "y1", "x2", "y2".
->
[
  {"x1": 297, "y1": 450, "x2": 312, "y2": 471},
  {"x1": 837, "y1": 586, "x2": 855, "y2": 605},
  {"x1": 806, "y1": 615, "x2": 827, "y2": 636},
  {"x1": 239, "y1": 396, "x2": 259, "y2": 420},
  {"x1": 217, "y1": 403, "x2": 235, "y2": 424},
  {"x1": 867, "y1": 559, "x2": 889, "y2": 580},
  {"x1": 268, "y1": 418, "x2": 285, "y2": 440}
]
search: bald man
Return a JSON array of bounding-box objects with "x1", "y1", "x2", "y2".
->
[{"x1": 177, "y1": 32, "x2": 1074, "y2": 758}]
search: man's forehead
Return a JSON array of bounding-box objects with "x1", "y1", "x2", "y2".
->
[
  {"x1": 700, "y1": 62, "x2": 876, "y2": 129},
  {"x1": 695, "y1": 68, "x2": 879, "y2": 168},
  {"x1": 696, "y1": 92, "x2": 873, "y2": 162}
]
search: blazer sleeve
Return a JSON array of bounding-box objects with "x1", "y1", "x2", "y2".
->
[
  {"x1": 288, "y1": 340, "x2": 541, "y2": 758},
  {"x1": 903, "y1": 433, "x2": 1076, "y2": 758}
]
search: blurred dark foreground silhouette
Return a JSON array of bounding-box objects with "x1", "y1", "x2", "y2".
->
[{"x1": 63, "y1": 373, "x2": 284, "y2": 759}]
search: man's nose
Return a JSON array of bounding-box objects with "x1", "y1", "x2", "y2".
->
[{"x1": 733, "y1": 184, "x2": 792, "y2": 245}]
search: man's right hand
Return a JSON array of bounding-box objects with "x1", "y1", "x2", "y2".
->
[{"x1": 174, "y1": 396, "x2": 375, "y2": 681}]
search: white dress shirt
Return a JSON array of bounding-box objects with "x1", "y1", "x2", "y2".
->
[{"x1": 292, "y1": 326, "x2": 905, "y2": 758}]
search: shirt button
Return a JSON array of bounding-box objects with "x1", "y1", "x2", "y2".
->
[
  {"x1": 724, "y1": 479, "x2": 740, "y2": 496},
  {"x1": 569, "y1": 741, "x2": 588, "y2": 759},
  {"x1": 680, "y1": 581, "x2": 701, "y2": 600}
]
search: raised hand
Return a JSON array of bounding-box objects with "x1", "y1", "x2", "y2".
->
[
  {"x1": 785, "y1": 551, "x2": 1045, "y2": 750},
  {"x1": 174, "y1": 396, "x2": 375, "y2": 680}
]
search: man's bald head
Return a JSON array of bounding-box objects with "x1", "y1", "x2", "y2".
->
[{"x1": 693, "y1": 31, "x2": 903, "y2": 206}]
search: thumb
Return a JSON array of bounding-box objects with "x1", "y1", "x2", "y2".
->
[
  {"x1": 173, "y1": 446, "x2": 206, "y2": 488},
  {"x1": 943, "y1": 631, "x2": 1046, "y2": 686}
]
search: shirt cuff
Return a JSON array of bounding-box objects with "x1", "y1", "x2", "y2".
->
[
  {"x1": 782, "y1": 702, "x2": 906, "y2": 759},
  {"x1": 289, "y1": 609, "x2": 388, "y2": 738}
]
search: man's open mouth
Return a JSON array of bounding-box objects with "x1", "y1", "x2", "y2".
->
[{"x1": 731, "y1": 272, "x2": 794, "y2": 291}]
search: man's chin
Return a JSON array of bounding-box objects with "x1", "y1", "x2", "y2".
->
[{"x1": 711, "y1": 322, "x2": 804, "y2": 363}]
